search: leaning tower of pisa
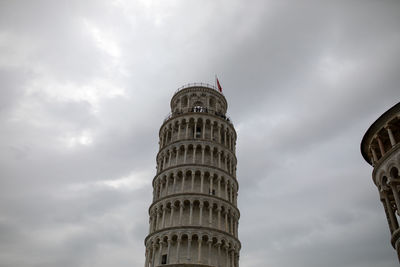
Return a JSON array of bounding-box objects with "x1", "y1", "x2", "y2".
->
[{"x1": 144, "y1": 83, "x2": 240, "y2": 267}]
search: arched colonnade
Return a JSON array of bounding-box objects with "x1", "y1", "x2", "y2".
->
[
  {"x1": 153, "y1": 168, "x2": 238, "y2": 205},
  {"x1": 159, "y1": 116, "x2": 236, "y2": 152},
  {"x1": 144, "y1": 229, "x2": 240, "y2": 267},
  {"x1": 149, "y1": 195, "x2": 239, "y2": 237},
  {"x1": 157, "y1": 142, "x2": 237, "y2": 177}
]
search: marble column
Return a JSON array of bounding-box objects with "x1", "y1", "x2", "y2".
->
[
  {"x1": 179, "y1": 202, "x2": 184, "y2": 225},
  {"x1": 165, "y1": 178, "x2": 169, "y2": 196},
  {"x1": 172, "y1": 175, "x2": 177, "y2": 193},
  {"x1": 217, "y1": 206, "x2": 222, "y2": 230},
  {"x1": 158, "y1": 241, "x2": 164, "y2": 264},
  {"x1": 209, "y1": 205, "x2": 213, "y2": 226},
  {"x1": 218, "y1": 126, "x2": 221, "y2": 143},
  {"x1": 371, "y1": 147, "x2": 378, "y2": 163},
  {"x1": 199, "y1": 202, "x2": 204, "y2": 226},
  {"x1": 181, "y1": 175, "x2": 185, "y2": 192},
  {"x1": 218, "y1": 178, "x2": 221, "y2": 197},
  {"x1": 151, "y1": 244, "x2": 157, "y2": 267},
  {"x1": 177, "y1": 121, "x2": 181, "y2": 140},
  {"x1": 200, "y1": 173, "x2": 204, "y2": 193},
  {"x1": 197, "y1": 239, "x2": 202, "y2": 263},
  {"x1": 184, "y1": 145, "x2": 188, "y2": 164},
  {"x1": 225, "y1": 181, "x2": 228, "y2": 200},
  {"x1": 177, "y1": 237, "x2": 181, "y2": 263},
  {"x1": 225, "y1": 211, "x2": 228, "y2": 232},
  {"x1": 386, "y1": 126, "x2": 396, "y2": 147},
  {"x1": 168, "y1": 151, "x2": 172, "y2": 167},
  {"x1": 225, "y1": 246, "x2": 229, "y2": 267},
  {"x1": 377, "y1": 136, "x2": 385, "y2": 156},
  {"x1": 144, "y1": 247, "x2": 149, "y2": 267},
  {"x1": 191, "y1": 172, "x2": 195, "y2": 192},
  {"x1": 161, "y1": 206, "x2": 166, "y2": 228},
  {"x1": 193, "y1": 146, "x2": 196, "y2": 163},
  {"x1": 167, "y1": 239, "x2": 172, "y2": 264},
  {"x1": 169, "y1": 205, "x2": 175, "y2": 227},
  {"x1": 202, "y1": 121, "x2": 206, "y2": 139},
  {"x1": 207, "y1": 240, "x2": 212, "y2": 265},
  {"x1": 156, "y1": 208, "x2": 160, "y2": 231},
  {"x1": 217, "y1": 243, "x2": 221, "y2": 267},
  {"x1": 187, "y1": 237, "x2": 192, "y2": 261},
  {"x1": 189, "y1": 202, "x2": 194, "y2": 225},
  {"x1": 175, "y1": 149, "x2": 179, "y2": 165}
]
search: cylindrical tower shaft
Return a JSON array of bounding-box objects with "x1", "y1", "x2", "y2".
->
[{"x1": 144, "y1": 83, "x2": 241, "y2": 267}]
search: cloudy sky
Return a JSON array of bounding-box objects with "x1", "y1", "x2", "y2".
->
[{"x1": 1, "y1": 0, "x2": 399, "y2": 266}]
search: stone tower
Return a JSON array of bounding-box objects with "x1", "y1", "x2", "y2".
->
[
  {"x1": 144, "y1": 83, "x2": 241, "y2": 267},
  {"x1": 361, "y1": 102, "x2": 400, "y2": 261}
]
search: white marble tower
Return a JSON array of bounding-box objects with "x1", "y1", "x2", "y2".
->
[{"x1": 144, "y1": 83, "x2": 241, "y2": 267}]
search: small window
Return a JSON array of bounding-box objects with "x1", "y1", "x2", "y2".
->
[
  {"x1": 196, "y1": 127, "x2": 201, "y2": 138},
  {"x1": 161, "y1": 254, "x2": 167, "y2": 264},
  {"x1": 209, "y1": 189, "x2": 216, "y2": 195}
]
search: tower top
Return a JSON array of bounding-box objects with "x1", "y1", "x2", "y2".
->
[
  {"x1": 170, "y1": 83, "x2": 228, "y2": 112},
  {"x1": 174, "y1": 82, "x2": 224, "y2": 95}
]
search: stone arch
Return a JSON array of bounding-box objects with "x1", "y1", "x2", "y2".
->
[
  {"x1": 212, "y1": 236, "x2": 219, "y2": 245},
  {"x1": 375, "y1": 169, "x2": 386, "y2": 187},
  {"x1": 390, "y1": 166, "x2": 400, "y2": 180}
]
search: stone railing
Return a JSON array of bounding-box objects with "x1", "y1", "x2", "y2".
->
[{"x1": 174, "y1": 82, "x2": 222, "y2": 95}]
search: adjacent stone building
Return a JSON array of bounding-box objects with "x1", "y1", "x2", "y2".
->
[
  {"x1": 361, "y1": 102, "x2": 400, "y2": 261},
  {"x1": 144, "y1": 83, "x2": 241, "y2": 267}
]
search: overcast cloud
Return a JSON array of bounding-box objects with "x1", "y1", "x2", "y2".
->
[{"x1": 0, "y1": 1, "x2": 399, "y2": 266}]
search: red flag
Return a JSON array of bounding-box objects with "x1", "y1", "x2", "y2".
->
[{"x1": 216, "y1": 77, "x2": 222, "y2": 92}]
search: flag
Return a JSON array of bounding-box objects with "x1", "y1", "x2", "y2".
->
[{"x1": 216, "y1": 77, "x2": 222, "y2": 92}]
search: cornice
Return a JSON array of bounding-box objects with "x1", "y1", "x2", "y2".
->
[{"x1": 144, "y1": 225, "x2": 241, "y2": 247}]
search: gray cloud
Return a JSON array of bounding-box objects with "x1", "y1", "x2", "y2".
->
[{"x1": 0, "y1": 1, "x2": 399, "y2": 267}]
